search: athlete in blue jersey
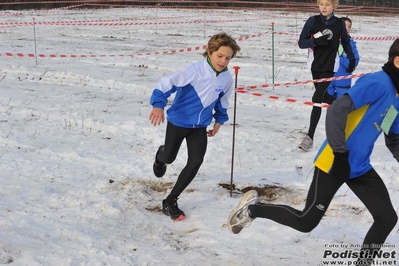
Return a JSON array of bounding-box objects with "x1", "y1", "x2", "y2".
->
[
  {"x1": 228, "y1": 39, "x2": 399, "y2": 266},
  {"x1": 327, "y1": 17, "x2": 360, "y2": 99},
  {"x1": 149, "y1": 32, "x2": 241, "y2": 220}
]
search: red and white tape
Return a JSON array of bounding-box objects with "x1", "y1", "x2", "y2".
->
[
  {"x1": 0, "y1": 17, "x2": 262, "y2": 28},
  {"x1": 237, "y1": 73, "x2": 368, "y2": 90},
  {"x1": 0, "y1": 31, "x2": 272, "y2": 58},
  {"x1": 353, "y1": 36, "x2": 399, "y2": 41},
  {"x1": 236, "y1": 72, "x2": 372, "y2": 108},
  {"x1": 0, "y1": 45, "x2": 208, "y2": 58},
  {"x1": 238, "y1": 92, "x2": 331, "y2": 109},
  {"x1": 2, "y1": 30, "x2": 397, "y2": 59}
]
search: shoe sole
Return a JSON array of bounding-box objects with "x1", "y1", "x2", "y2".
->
[
  {"x1": 162, "y1": 204, "x2": 186, "y2": 221},
  {"x1": 227, "y1": 190, "x2": 259, "y2": 234},
  {"x1": 298, "y1": 138, "x2": 313, "y2": 152},
  {"x1": 298, "y1": 145, "x2": 311, "y2": 152},
  {"x1": 162, "y1": 210, "x2": 186, "y2": 221},
  {"x1": 174, "y1": 214, "x2": 185, "y2": 221}
]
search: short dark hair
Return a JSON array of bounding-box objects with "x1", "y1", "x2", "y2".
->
[
  {"x1": 342, "y1": 17, "x2": 352, "y2": 28},
  {"x1": 388, "y1": 38, "x2": 399, "y2": 63}
]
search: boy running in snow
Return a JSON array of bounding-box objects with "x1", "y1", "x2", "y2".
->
[{"x1": 149, "y1": 32, "x2": 241, "y2": 220}]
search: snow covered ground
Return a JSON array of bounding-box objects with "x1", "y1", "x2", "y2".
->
[{"x1": 0, "y1": 6, "x2": 398, "y2": 266}]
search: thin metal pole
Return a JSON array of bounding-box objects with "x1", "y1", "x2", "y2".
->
[
  {"x1": 272, "y1": 22, "x2": 275, "y2": 90},
  {"x1": 33, "y1": 17, "x2": 37, "y2": 65},
  {"x1": 230, "y1": 66, "x2": 240, "y2": 197},
  {"x1": 155, "y1": 4, "x2": 158, "y2": 34},
  {"x1": 203, "y1": 11, "x2": 206, "y2": 39}
]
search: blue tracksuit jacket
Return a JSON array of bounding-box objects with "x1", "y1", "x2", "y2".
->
[{"x1": 150, "y1": 59, "x2": 233, "y2": 128}]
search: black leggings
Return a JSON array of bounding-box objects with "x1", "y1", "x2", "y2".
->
[
  {"x1": 157, "y1": 122, "x2": 207, "y2": 201},
  {"x1": 250, "y1": 168, "x2": 398, "y2": 256},
  {"x1": 307, "y1": 71, "x2": 335, "y2": 139}
]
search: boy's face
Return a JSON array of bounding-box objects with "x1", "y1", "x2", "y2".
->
[
  {"x1": 208, "y1": 46, "x2": 233, "y2": 72},
  {"x1": 345, "y1": 20, "x2": 351, "y2": 34},
  {"x1": 318, "y1": 0, "x2": 335, "y2": 18},
  {"x1": 394, "y1": 56, "x2": 399, "y2": 69}
]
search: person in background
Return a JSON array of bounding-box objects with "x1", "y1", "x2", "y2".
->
[
  {"x1": 327, "y1": 17, "x2": 360, "y2": 99},
  {"x1": 149, "y1": 32, "x2": 241, "y2": 221},
  {"x1": 227, "y1": 38, "x2": 399, "y2": 266},
  {"x1": 297, "y1": 0, "x2": 356, "y2": 152}
]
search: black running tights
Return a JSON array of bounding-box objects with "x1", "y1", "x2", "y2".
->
[
  {"x1": 307, "y1": 71, "x2": 335, "y2": 139},
  {"x1": 157, "y1": 122, "x2": 207, "y2": 201},
  {"x1": 249, "y1": 168, "x2": 398, "y2": 256}
]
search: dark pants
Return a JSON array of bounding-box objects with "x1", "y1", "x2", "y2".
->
[
  {"x1": 157, "y1": 122, "x2": 207, "y2": 201},
  {"x1": 307, "y1": 71, "x2": 335, "y2": 139},
  {"x1": 249, "y1": 167, "x2": 398, "y2": 264}
]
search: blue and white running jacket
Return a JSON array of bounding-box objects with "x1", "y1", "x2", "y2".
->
[
  {"x1": 314, "y1": 70, "x2": 399, "y2": 178},
  {"x1": 150, "y1": 59, "x2": 233, "y2": 128}
]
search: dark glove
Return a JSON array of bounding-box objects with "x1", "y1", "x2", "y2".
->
[
  {"x1": 313, "y1": 35, "x2": 329, "y2": 46},
  {"x1": 346, "y1": 59, "x2": 356, "y2": 73},
  {"x1": 330, "y1": 151, "x2": 351, "y2": 180}
]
